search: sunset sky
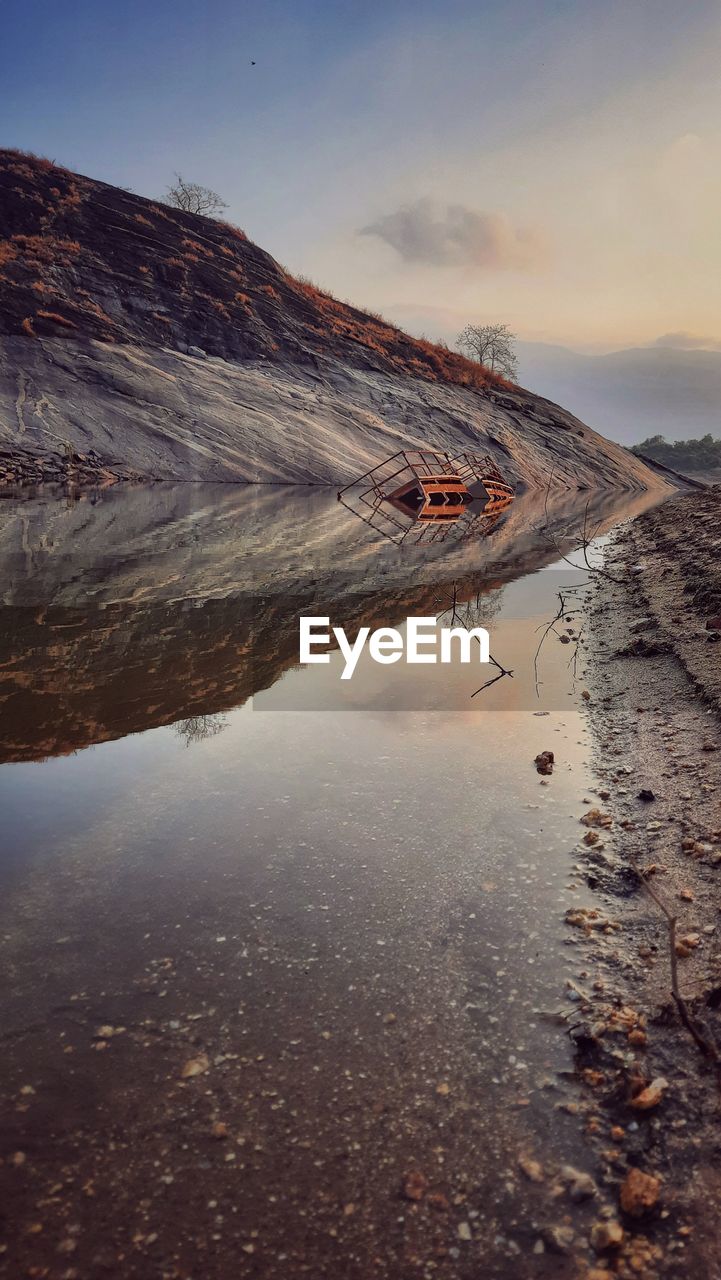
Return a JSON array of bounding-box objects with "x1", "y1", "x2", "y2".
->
[{"x1": 3, "y1": 0, "x2": 720, "y2": 351}]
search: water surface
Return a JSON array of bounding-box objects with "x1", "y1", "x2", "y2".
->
[{"x1": 0, "y1": 483, "x2": 658, "y2": 1278}]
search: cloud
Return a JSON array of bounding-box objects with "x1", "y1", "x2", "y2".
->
[
  {"x1": 653, "y1": 331, "x2": 721, "y2": 351},
  {"x1": 359, "y1": 198, "x2": 547, "y2": 270}
]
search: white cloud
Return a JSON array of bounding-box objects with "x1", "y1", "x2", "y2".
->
[{"x1": 359, "y1": 199, "x2": 548, "y2": 271}]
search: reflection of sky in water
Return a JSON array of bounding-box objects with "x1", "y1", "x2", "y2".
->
[
  {"x1": 256, "y1": 565, "x2": 591, "y2": 711},
  {"x1": 0, "y1": 488, "x2": 631, "y2": 1271}
]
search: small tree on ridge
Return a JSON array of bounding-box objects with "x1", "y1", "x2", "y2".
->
[
  {"x1": 166, "y1": 173, "x2": 228, "y2": 218},
  {"x1": 456, "y1": 323, "x2": 518, "y2": 380}
]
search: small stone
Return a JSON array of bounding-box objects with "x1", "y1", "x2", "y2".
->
[
  {"x1": 457, "y1": 1222, "x2": 472, "y2": 1241},
  {"x1": 212, "y1": 1122, "x2": 228, "y2": 1139},
  {"x1": 180, "y1": 1053, "x2": 210, "y2": 1079},
  {"x1": 402, "y1": 1171, "x2": 428, "y2": 1202},
  {"x1": 435, "y1": 1082, "x2": 450, "y2": 1096},
  {"x1": 580, "y1": 808, "x2": 613, "y2": 829},
  {"x1": 535, "y1": 750, "x2": 554, "y2": 775},
  {"x1": 630, "y1": 1078, "x2": 668, "y2": 1110},
  {"x1": 518, "y1": 1154, "x2": 544, "y2": 1183},
  {"x1": 590, "y1": 1220, "x2": 624, "y2": 1252},
  {"x1": 637, "y1": 789, "x2": 656, "y2": 803},
  {"x1": 561, "y1": 1165, "x2": 597, "y2": 1203},
  {"x1": 541, "y1": 1224, "x2": 575, "y2": 1253},
  {"x1": 620, "y1": 1167, "x2": 661, "y2": 1217}
]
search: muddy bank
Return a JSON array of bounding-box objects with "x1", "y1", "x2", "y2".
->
[{"x1": 562, "y1": 486, "x2": 721, "y2": 1278}]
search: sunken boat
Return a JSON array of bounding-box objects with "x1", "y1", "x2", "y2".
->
[{"x1": 337, "y1": 449, "x2": 515, "y2": 544}]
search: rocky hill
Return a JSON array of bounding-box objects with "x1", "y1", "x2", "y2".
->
[{"x1": 0, "y1": 149, "x2": 670, "y2": 493}]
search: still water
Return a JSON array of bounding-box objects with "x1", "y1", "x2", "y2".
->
[{"x1": 0, "y1": 484, "x2": 655, "y2": 1278}]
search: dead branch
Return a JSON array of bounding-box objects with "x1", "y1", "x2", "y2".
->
[
  {"x1": 471, "y1": 653, "x2": 514, "y2": 698},
  {"x1": 637, "y1": 869, "x2": 721, "y2": 1065},
  {"x1": 541, "y1": 469, "x2": 626, "y2": 585}
]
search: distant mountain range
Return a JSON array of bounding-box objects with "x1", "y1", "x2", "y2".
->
[
  {"x1": 383, "y1": 306, "x2": 720, "y2": 449},
  {"x1": 515, "y1": 342, "x2": 721, "y2": 447}
]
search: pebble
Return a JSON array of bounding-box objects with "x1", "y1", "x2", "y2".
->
[
  {"x1": 630, "y1": 1078, "x2": 668, "y2": 1110},
  {"x1": 180, "y1": 1053, "x2": 210, "y2": 1079},
  {"x1": 620, "y1": 1167, "x2": 661, "y2": 1217},
  {"x1": 590, "y1": 1220, "x2": 624, "y2": 1252}
]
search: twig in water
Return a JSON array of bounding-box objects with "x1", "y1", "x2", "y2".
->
[{"x1": 471, "y1": 653, "x2": 514, "y2": 698}]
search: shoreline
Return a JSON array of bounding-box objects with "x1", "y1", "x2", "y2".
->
[{"x1": 567, "y1": 486, "x2": 721, "y2": 1277}]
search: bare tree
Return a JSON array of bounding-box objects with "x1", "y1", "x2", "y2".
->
[
  {"x1": 174, "y1": 714, "x2": 228, "y2": 746},
  {"x1": 456, "y1": 323, "x2": 518, "y2": 380},
  {"x1": 165, "y1": 173, "x2": 228, "y2": 218}
]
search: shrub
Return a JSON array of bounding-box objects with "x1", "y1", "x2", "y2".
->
[
  {"x1": 181, "y1": 237, "x2": 214, "y2": 258},
  {"x1": 217, "y1": 221, "x2": 247, "y2": 241},
  {"x1": 60, "y1": 186, "x2": 82, "y2": 210}
]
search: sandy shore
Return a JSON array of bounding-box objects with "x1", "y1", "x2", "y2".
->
[{"x1": 565, "y1": 486, "x2": 721, "y2": 1278}]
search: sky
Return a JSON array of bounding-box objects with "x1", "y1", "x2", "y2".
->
[{"x1": 2, "y1": 0, "x2": 720, "y2": 351}]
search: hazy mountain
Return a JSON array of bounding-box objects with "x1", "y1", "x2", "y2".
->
[{"x1": 515, "y1": 342, "x2": 721, "y2": 447}]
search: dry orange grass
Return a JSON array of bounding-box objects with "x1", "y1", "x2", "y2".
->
[
  {"x1": 36, "y1": 310, "x2": 77, "y2": 328},
  {"x1": 0, "y1": 241, "x2": 18, "y2": 268}
]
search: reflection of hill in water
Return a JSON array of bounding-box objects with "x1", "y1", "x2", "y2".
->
[{"x1": 0, "y1": 484, "x2": 661, "y2": 763}]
